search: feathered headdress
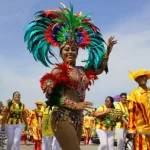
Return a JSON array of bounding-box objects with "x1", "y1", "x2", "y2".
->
[{"x1": 24, "y1": 3, "x2": 106, "y2": 70}]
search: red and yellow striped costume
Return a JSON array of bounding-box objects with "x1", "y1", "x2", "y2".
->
[
  {"x1": 115, "y1": 102, "x2": 128, "y2": 128},
  {"x1": 128, "y1": 87, "x2": 150, "y2": 150},
  {"x1": 21, "y1": 128, "x2": 28, "y2": 145},
  {"x1": 83, "y1": 113, "x2": 95, "y2": 144},
  {"x1": 96, "y1": 105, "x2": 114, "y2": 131},
  {"x1": 28, "y1": 110, "x2": 42, "y2": 141},
  {"x1": 5, "y1": 101, "x2": 25, "y2": 124},
  {"x1": 83, "y1": 115, "x2": 95, "y2": 134}
]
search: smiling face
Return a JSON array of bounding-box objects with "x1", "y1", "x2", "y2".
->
[
  {"x1": 13, "y1": 92, "x2": 21, "y2": 102},
  {"x1": 60, "y1": 43, "x2": 78, "y2": 65},
  {"x1": 120, "y1": 94, "x2": 127, "y2": 104},
  {"x1": 36, "y1": 104, "x2": 43, "y2": 110},
  {"x1": 135, "y1": 75, "x2": 148, "y2": 86},
  {"x1": 105, "y1": 97, "x2": 113, "y2": 108}
]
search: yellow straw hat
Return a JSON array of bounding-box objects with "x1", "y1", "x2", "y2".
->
[
  {"x1": 35, "y1": 100, "x2": 43, "y2": 105},
  {"x1": 128, "y1": 69, "x2": 150, "y2": 80},
  {"x1": 87, "y1": 109, "x2": 93, "y2": 113}
]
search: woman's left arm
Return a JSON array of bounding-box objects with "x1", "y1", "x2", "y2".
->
[{"x1": 90, "y1": 36, "x2": 117, "y2": 75}]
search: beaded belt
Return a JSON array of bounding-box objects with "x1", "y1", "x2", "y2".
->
[{"x1": 53, "y1": 107, "x2": 83, "y2": 130}]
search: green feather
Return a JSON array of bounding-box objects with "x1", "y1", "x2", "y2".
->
[{"x1": 53, "y1": 18, "x2": 68, "y2": 24}]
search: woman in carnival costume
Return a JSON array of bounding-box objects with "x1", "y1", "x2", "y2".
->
[
  {"x1": 24, "y1": 3, "x2": 117, "y2": 150},
  {"x1": 1, "y1": 91, "x2": 28, "y2": 150},
  {"x1": 128, "y1": 69, "x2": 150, "y2": 150}
]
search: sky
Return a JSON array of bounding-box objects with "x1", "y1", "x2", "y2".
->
[{"x1": 0, "y1": 0, "x2": 150, "y2": 109}]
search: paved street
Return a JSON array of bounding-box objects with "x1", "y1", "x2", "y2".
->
[{"x1": 1, "y1": 142, "x2": 118, "y2": 150}]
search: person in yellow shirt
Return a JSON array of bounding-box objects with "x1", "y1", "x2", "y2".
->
[
  {"x1": 83, "y1": 110, "x2": 95, "y2": 145},
  {"x1": 21, "y1": 109, "x2": 31, "y2": 146},
  {"x1": 1, "y1": 91, "x2": 28, "y2": 150},
  {"x1": 0, "y1": 108, "x2": 5, "y2": 149},
  {"x1": 33, "y1": 100, "x2": 43, "y2": 150},
  {"x1": 42, "y1": 103, "x2": 53, "y2": 150},
  {"x1": 21, "y1": 127, "x2": 28, "y2": 146},
  {"x1": 127, "y1": 69, "x2": 150, "y2": 150},
  {"x1": 41, "y1": 103, "x2": 60, "y2": 150},
  {"x1": 28, "y1": 109, "x2": 42, "y2": 150},
  {"x1": 94, "y1": 96, "x2": 123, "y2": 150},
  {"x1": 26, "y1": 110, "x2": 35, "y2": 143},
  {"x1": 115, "y1": 93, "x2": 128, "y2": 150},
  {"x1": 0, "y1": 101, "x2": 4, "y2": 112},
  {"x1": 0, "y1": 106, "x2": 3, "y2": 132}
]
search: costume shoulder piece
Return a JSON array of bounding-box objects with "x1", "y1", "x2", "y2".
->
[
  {"x1": 40, "y1": 63, "x2": 70, "y2": 92},
  {"x1": 24, "y1": 3, "x2": 106, "y2": 71}
]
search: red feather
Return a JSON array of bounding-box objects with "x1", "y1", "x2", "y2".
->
[
  {"x1": 85, "y1": 68, "x2": 98, "y2": 89},
  {"x1": 40, "y1": 63, "x2": 70, "y2": 92},
  {"x1": 55, "y1": 63, "x2": 70, "y2": 83},
  {"x1": 78, "y1": 31, "x2": 91, "y2": 48},
  {"x1": 44, "y1": 24, "x2": 59, "y2": 47}
]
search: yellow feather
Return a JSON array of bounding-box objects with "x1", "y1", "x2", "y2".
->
[{"x1": 79, "y1": 11, "x2": 82, "y2": 16}]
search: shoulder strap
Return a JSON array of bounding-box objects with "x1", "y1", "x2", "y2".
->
[
  {"x1": 118, "y1": 103, "x2": 123, "y2": 111},
  {"x1": 8, "y1": 100, "x2": 13, "y2": 109}
]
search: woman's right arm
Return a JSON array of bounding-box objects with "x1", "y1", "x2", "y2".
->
[
  {"x1": 94, "y1": 111, "x2": 106, "y2": 117},
  {"x1": 94, "y1": 108, "x2": 112, "y2": 117}
]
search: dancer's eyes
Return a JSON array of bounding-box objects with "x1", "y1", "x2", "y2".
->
[
  {"x1": 71, "y1": 47, "x2": 76, "y2": 51},
  {"x1": 64, "y1": 48, "x2": 69, "y2": 51}
]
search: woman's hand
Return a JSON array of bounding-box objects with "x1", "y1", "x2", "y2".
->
[
  {"x1": 75, "y1": 101, "x2": 93, "y2": 110},
  {"x1": 107, "y1": 36, "x2": 117, "y2": 55},
  {"x1": 46, "y1": 87, "x2": 53, "y2": 94},
  {"x1": 105, "y1": 108, "x2": 113, "y2": 114},
  {"x1": 121, "y1": 116, "x2": 128, "y2": 125}
]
